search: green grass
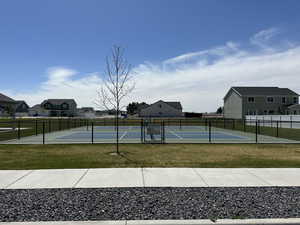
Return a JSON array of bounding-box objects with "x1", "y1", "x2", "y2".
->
[{"x1": 1, "y1": 143, "x2": 300, "y2": 169}]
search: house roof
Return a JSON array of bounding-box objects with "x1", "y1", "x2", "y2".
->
[
  {"x1": 0, "y1": 93, "x2": 15, "y2": 103},
  {"x1": 30, "y1": 104, "x2": 42, "y2": 110},
  {"x1": 15, "y1": 100, "x2": 29, "y2": 108},
  {"x1": 164, "y1": 101, "x2": 182, "y2": 110},
  {"x1": 232, "y1": 87, "x2": 299, "y2": 96},
  {"x1": 224, "y1": 87, "x2": 299, "y2": 100},
  {"x1": 144, "y1": 100, "x2": 182, "y2": 111},
  {"x1": 41, "y1": 99, "x2": 77, "y2": 105}
]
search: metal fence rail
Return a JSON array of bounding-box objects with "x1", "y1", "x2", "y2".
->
[{"x1": 0, "y1": 118, "x2": 300, "y2": 144}]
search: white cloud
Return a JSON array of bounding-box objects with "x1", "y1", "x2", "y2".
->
[
  {"x1": 250, "y1": 27, "x2": 281, "y2": 50},
  {"x1": 3, "y1": 28, "x2": 300, "y2": 113}
]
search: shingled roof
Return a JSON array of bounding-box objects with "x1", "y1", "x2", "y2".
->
[
  {"x1": 224, "y1": 87, "x2": 299, "y2": 100},
  {"x1": 41, "y1": 99, "x2": 77, "y2": 105},
  {"x1": 165, "y1": 101, "x2": 182, "y2": 110},
  {"x1": 0, "y1": 93, "x2": 15, "y2": 103},
  {"x1": 232, "y1": 87, "x2": 299, "y2": 96}
]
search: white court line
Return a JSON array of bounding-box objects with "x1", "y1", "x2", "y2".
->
[
  {"x1": 170, "y1": 130, "x2": 183, "y2": 139},
  {"x1": 120, "y1": 131, "x2": 128, "y2": 140}
]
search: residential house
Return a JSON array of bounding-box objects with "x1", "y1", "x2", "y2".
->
[
  {"x1": 15, "y1": 100, "x2": 30, "y2": 117},
  {"x1": 139, "y1": 100, "x2": 183, "y2": 117},
  {"x1": 223, "y1": 87, "x2": 299, "y2": 119},
  {"x1": 0, "y1": 93, "x2": 16, "y2": 116},
  {"x1": 286, "y1": 104, "x2": 300, "y2": 115},
  {"x1": 40, "y1": 99, "x2": 77, "y2": 117},
  {"x1": 28, "y1": 104, "x2": 49, "y2": 117},
  {"x1": 77, "y1": 107, "x2": 96, "y2": 118}
]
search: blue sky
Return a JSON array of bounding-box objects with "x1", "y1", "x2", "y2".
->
[{"x1": 1, "y1": 0, "x2": 300, "y2": 111}]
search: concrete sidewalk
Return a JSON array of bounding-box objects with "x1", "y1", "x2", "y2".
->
[{"x1": 1, "y1": 168, "x2": 300, "y2": 189}]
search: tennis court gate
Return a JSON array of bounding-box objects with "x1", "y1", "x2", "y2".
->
[{"x1": 141, "y1": 120, "x2": 165, "y2": 143}]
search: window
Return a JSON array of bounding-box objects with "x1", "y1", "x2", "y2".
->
[
  {"x1": 248, "y1": 97, "x2": 255, "y2": 103},
  {"x1": 269, "y1": 110, "x2": 274, "y2": 115},
  {"x1": 266, "y1": 97, "x2": 274, "y2": 103},
  {"x1": 158, "y1": 104, "x2": 162, "y2": 108},
  {"x1": 293, "y1": 97, "x2": 298, "y2": 104},
  {"x1": 264, "y1": 110, "x2": 267, "y2": 115},
  {"x1": 282, "y1": 97, "x2": 286, "y2": 104}
]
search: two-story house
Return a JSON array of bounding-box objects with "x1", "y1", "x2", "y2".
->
[
  {"x1": 0, "y1": 93, "x2": 16, "y2": 117},
  {"x1": 41, "y1": 99, "x2": 77, "y2": 117},
  {"x1": 223, "y1": 87, "x2": 299, "y2": 119},
  {"x1": 139, "y1": 100, "x2": 183, "y2": 117}
]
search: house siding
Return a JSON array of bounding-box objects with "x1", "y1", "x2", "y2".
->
[
  {"x1": 224, "y1": 90, "x2": 242, "y2": 119},
  {"x1": 140, "y1": 101, "x2": 182, "y2": 117}
]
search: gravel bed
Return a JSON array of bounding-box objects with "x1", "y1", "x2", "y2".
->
[{"x1": 0, "y1": 187, "x2": 300, "y2": 222}]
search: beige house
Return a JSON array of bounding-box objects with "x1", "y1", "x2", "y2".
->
[{"x1": 139, "y1": 100, "x2": 183, "y2": 118}]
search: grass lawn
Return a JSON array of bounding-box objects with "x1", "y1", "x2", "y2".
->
[{"x1": 1, "y1": 144, "x2": 300, "y2": 169}]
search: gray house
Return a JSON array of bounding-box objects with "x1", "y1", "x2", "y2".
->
[
  {"x1": 0, "y1": 93, "x2": 16, "y2": 116},
  {"x1": 40, "y1": 99, "x2": 77, "y2": 117},
  {"x1": 223, "y1": 87, "x2": 299, "y2": 119},
  {"x1": 139, "y1": 100, "x2": 183, "y2": 118},
  {"x1": 15, "y1": 100, "x2": 30, "y2": 117}
]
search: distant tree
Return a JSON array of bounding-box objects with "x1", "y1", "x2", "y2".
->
[
  {"x1": 126, "y1": 102, "x2": 148, "y2": 115},
  {"x1": 95, "y1": 45, "x2": 135, "y2": 155},
  {"x1": 216, "y1": 106, "x2": 223, "y2": 114},
  {"x1": 126, "y1": 102, "x2": 139, "y2": 115}
]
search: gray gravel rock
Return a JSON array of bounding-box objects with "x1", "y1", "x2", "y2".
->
[{"x1": 0, "y1": 187, "x2": 300, "y2": 222}]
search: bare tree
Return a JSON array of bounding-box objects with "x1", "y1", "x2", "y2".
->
[{"x1": 95, "y1": 45, "x2": 135, "y2": 154}]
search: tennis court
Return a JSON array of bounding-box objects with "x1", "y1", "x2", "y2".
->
[{"x1": 2, "y1": 124, "x2": 297, "y2": 144}]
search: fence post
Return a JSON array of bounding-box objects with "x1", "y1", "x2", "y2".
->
[
  {"x1": 59, "y1": 119, "x2": 61, "y2": 131},
  {"x1": 255, "y1": 120, "x2": 258, "y2": 143},
  {"x1": 86, "y1": 119, "x2": 89, "y2": 131},
  {"x1": 140, "y1": 120, "x2": 143, "y2": 143},
  {"x1": 243, "y1": 119, "x2": 246, "y2": 132},
  {"x1": 42, "y1": 121, "x2": 45, "y2": 145},
  {"x1": 223, "y1": 118, "x2": 226, "y2": 128},
  {"x1": 91, "y1": 122, "x2": 94, "y2": 144},
  {"x1": 35, "y1": 119, "x2": 38, "y2": 136},
  {"x1": 48, "y1": 120, "x2": 51, "y2": 133},
  {"x1": 291, "y1": 115, "x2": 292, "y2": 129},
  {"x1": 209, "y1": 121, "x2": 211, "y2": 143},
  {"x1": 276, "y1": 121, "x2": 279, "y2": 137},
  {"x1": 232, "y1": 119, "x2": 235, "y2": 129},
  {"x1": 180, "y1": 119, "x2": 182, "y2": 130},
  {"x1": 17, "y1": 120, "x2": 20, "y2": 140},
  {"x1": 163, "y1": 121, "x2": 165, "y2": 143}
]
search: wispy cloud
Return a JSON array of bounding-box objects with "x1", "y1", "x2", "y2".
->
[
  {"x1": 250, "y1": 27, "x2": 281, "y2": 50},
  {"x1": 4, "y1": 28, "x2": 300, "y2": 112}
]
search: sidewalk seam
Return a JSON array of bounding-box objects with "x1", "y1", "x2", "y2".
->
[
  {"x1": 192, "y1": 168, "x2": 209, "y2": 187},
  {"x1": 5, "y1": 170, "x2": 34, "y2": 189},
  {"x1": 73, "y1": 169, "x2": 89, "y2": 188},
  {"x1": 246, "y1": 169, "x2": 273, "y2": 186},
  {"x1": 141, "y1": 167, "x2": 146, "y2": 187}
]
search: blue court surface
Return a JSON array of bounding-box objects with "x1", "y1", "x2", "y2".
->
[{"x1": 56, "y1": 125, "x2": 249, "y2": 141}]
